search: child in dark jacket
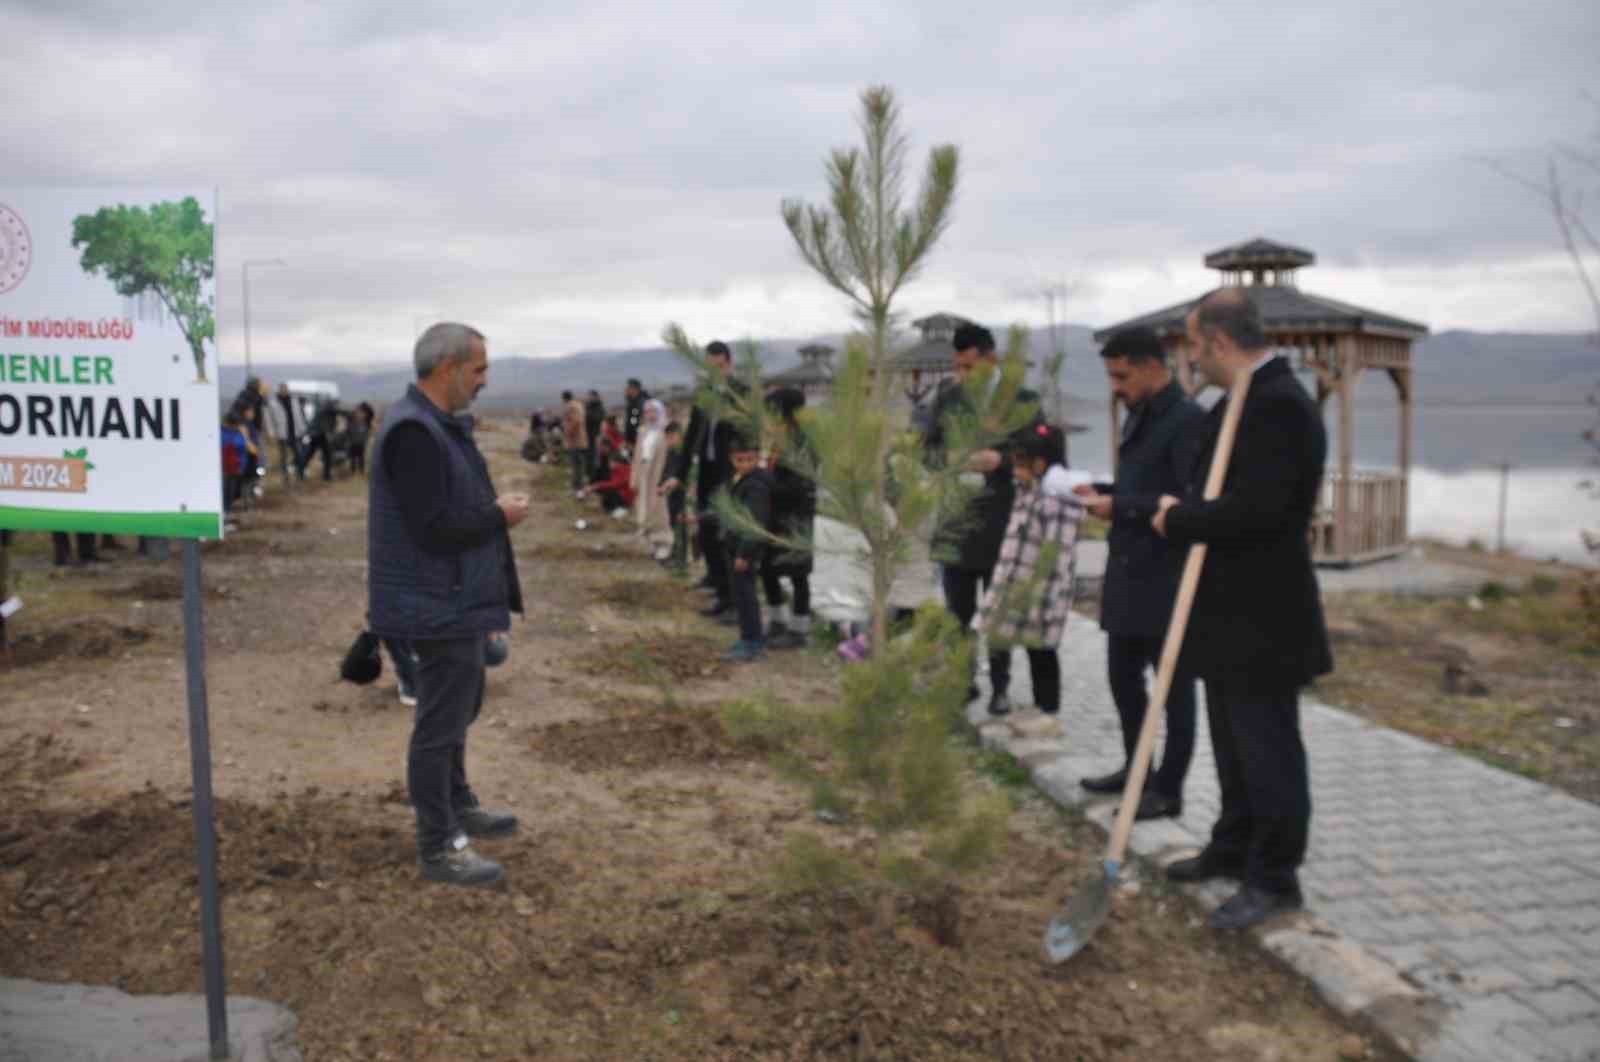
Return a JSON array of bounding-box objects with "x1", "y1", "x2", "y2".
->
[
  {"x1": 220, "y1": 412, "x2": 248, "y2": 515},
  {"x1": 724, "y1": 432, "x2": 775, "y2": 662},
  {"x1": 762, "y1": 387, "x2": 817, "y2": 649},
  {"x1": 660, "y1": 422, "x2": 689, "y2": 570}
]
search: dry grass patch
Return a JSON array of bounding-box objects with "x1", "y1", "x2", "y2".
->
[{"x1": 1317, "y1": 584, "x2": 1600, "y2": 800}]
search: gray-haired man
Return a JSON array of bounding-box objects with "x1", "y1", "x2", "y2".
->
[{"x1": 368, "y1": 323, "x2": 529, "y2": 887}]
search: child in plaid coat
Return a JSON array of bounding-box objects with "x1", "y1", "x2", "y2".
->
[{"x1": 976, "y1": 424, "x2": 1085, "y2": 715}]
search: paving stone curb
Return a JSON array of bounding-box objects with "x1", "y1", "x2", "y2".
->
[{"x1": 0, "y1": 977, "x2": 301, "y2": 1061}]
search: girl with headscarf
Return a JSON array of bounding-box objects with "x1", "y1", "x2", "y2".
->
[{"x1": 631, "y1": 398, "x2": 672, "y2": 552}]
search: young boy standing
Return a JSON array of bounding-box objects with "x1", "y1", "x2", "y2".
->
[
  {"x1": 762, "y1": 387, "x2": 816, "y2": 650},
  {"x1": 724, "y1": 433, "x2": 775, "y2": 662},
  {"x1": 660, "y1": 422, "x2": 690, "y2": 571}
]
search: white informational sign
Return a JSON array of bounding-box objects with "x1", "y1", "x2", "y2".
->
[{"x1": 0, "y1": 187, "x2": 221, "y2": 538}]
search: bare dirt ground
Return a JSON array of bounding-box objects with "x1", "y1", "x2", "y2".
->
[
  {"x1": 0, "y1": 420, "x2": 1390, "y2": 1061},
  {"x1": 1312, "y1": 542, "x2": 1600, "y2": 802}
]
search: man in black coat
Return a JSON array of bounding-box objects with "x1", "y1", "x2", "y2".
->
[
  {"x1": 923, "y1": 323, "x2": 1039, "y2": 716},
  {"x1": 1076, "y1": 326, "x2": 1204, "y2": 820},
  {"x1": 622, "y1": 378, "x2": 650, "y2": 450},
  {"x1": 1153, "y1": 289, "x2": 1333, "y2": 931},
  {"x1": 660, "y1": 340, "x2": 747, "y2": 617}
]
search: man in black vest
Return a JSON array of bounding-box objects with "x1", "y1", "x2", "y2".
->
[
  {"x1": 923, "y1": 323, "x2": 1039, "y2": 716},
  {"x1": 1154, "y1": 290, "x2": 1333, "y2": 930},
  {"x1": 660, "y1": 340, "x2": 746, "y2": 617},
  {"x1": 1077, "y1": 326, "x2": 1204, "y2": 821},
  {"x1": 623, "y1": 378, "x2": 650, "y2": 450},
  {"x1": 369, "y1": 322, "x2": 528, "y2": 888}
]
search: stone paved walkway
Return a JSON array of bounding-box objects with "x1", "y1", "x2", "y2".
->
[{"x1": 812, "y1": 520, "x2": 1600, "y2": 1062}]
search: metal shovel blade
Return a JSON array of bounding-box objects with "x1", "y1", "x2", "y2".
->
[{"x1": 1043, "y1": 866, "x2": 1113, "y2": 964}]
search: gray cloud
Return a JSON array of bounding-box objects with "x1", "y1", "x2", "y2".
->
[{"x1": 3, "y1": 0, "x2": 1597, "y2": 362}]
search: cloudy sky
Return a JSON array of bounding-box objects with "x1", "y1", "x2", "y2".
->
[{"x1": 6, "y1": 0, "x2": 1597, "y2": 365}]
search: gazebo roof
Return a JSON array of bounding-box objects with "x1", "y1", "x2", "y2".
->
[
  {"x1": 767, "y1": 343, "x2": 835, "y2": 387},
  {"x1": 1093, "y1": 238, "x2": 1427, "y2": 342},
  {"x1": 767, "y1": 360, "x2": 833, "y2": 387},
  {"x1": 892, "y1": 313, "x2": 974, "y2": 372},
  {"x1": 891, "y1": 336, "x2": 960, "y2": 373},
  {"x1": 1092, "y1": 285, "x2": 1428, "y2": 342},
  {"x1": 1204, "y1": 237, "x2": 1315, "y2": 273}
]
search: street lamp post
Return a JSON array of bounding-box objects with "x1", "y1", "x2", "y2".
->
[{"x1": 242, "y1": 258, "x2": 287, "y2": 378}]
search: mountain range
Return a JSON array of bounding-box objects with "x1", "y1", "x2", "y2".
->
[{"x1": 220, "y1": 326, "x2": 1598, "y2": 414}]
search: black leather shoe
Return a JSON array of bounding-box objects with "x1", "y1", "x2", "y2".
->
[
  {"x1": 1207, "y1": 885, "x2": 1303, "y2": 931},
  {"x1": 966, "y1": 684, "x2": 981, "y2": 703},
  {"x1": 420, "y1": 840, "x2": 504, "y2": 887},
  {"x1": 986, "y1": 691, "x2": 1011, "y2": 716},
  {"x1": 700, "y1": 600, "x2": 731, "y2": 618},
  {"x1": 1080, "y1": 767, "x2": 1129, "y2": 794},
  {"x1": 457, "y1": 807, "x2": 518, "y2": 839},
  {"x1": 1166, "y1": 851, "x2": 1246, "y2": 884},
  {"x1": 1134, "y1": 792, "x2": 1182, "y2": 821}
]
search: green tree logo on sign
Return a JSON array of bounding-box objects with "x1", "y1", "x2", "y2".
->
[{"x1": 71, "y1": 197, "x2": 215, "y2": 382}]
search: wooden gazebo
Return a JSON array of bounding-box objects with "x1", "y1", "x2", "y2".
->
[
  {"x1": 893, "y1": 313, "x2": 973, "y2": 404},
  {"x1": 766, "y1": 343, "x2": 835, "y2": 402},
  {"x1": 1093, "y1": 238, "x2": 1429, "y2": 566}
]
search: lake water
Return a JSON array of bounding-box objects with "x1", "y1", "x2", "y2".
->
[{"x1": 1063, "y1": 401, "x2": 1596, "y2": 566}]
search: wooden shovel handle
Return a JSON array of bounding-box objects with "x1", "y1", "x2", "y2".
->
[{"x1": 1105, "y1": 369, "x2": 1252, "y2": 868}]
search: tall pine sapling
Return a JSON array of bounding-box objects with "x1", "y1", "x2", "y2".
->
[{"x1": 673, "y1": 87, "x2": 1038, "y2": 939}]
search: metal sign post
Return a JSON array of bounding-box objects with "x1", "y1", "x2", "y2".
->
[{"x1": 182, "y1": 539, "x2": 229, "y2": 1059}]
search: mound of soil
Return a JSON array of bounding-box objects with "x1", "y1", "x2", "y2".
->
[
  {"x1": 579, "y1": 633, "x2": 728, "y2": 684},
  {"x1": 4, "y1": 619, "x2": 150, "y2": 669},
  {"x1": 0, "y1": 733, "x2": 89, "y2": 807},
  {"x1": 207, "y1": 536, "x2": 311, "y2": 558},
  {"x1": 523, "y1": 538, "x2": 634, "y2": 563},
  {"x1": 527, "y1": 706, "x2": 756, "y2": 773},
  {"x1": 596, "y1": 578, "x2": 691, "y2": 613},
  {"x1": 97, "y1": 574, "x2": 228, "y2": 603},
  {"x1": 0, "y1": 788, "x2": 1379, "y2": 1062}
]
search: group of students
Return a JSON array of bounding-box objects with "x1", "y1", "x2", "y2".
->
[
  {"x1": 220, "y1": 377, "x2": 376, "y2": 525},
  {"x1": 544, "y1": 348, "x2": 819, "y2": 663}
]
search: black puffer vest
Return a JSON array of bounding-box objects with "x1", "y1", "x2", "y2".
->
[{"x1": 367, "y1": 385, "x2": 511, "y2": 640}]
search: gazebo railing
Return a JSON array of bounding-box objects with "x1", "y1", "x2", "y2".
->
[{"x1": 1312, "y1": 469, "x2": 1408, "y2": 564}]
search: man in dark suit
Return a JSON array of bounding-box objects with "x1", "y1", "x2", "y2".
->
[
  {"x1": 1076, "y1": 326, "x2": 1204, "y2": 821},
  {"x1": 924, "y1": 323, "x2": 1039, "y2": 716},
  {"x1": 1153, "y1": 289, "x2": 1333, "y2": 931},
  {"x1": 660, "y1": 340, "x2": 746, "y2": 617},
  {"x1": 623, "y1": 378, "x2": 650, "y2": 450}
]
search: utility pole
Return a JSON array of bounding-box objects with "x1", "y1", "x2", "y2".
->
[
  {"x1": 242, "y1": 258, "x2": 287, "y2": 378},
  {"x1": 1495, "y1": 460, "x2": 1512, "y2": 553},
  {"x1": 1039, "y1": 280, "x2": 1072, "y2": 423}
]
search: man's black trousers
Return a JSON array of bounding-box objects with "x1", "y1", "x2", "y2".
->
[
  {"x1": 1202, "y1": 676, "x2": 1311, "y2": 895},
  {"x1": 940, "y1": 565, "x2": 1010, "y2": 696},
  {"x1": 1107, "y1": 632, "x2": 1197, "y2": 801},
  {"x1": 409, "y1": 635, "x2": 487, "y2": 857},
  {"x1": 697, "y1": 508, "x2": 730, "y2": 604}
]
